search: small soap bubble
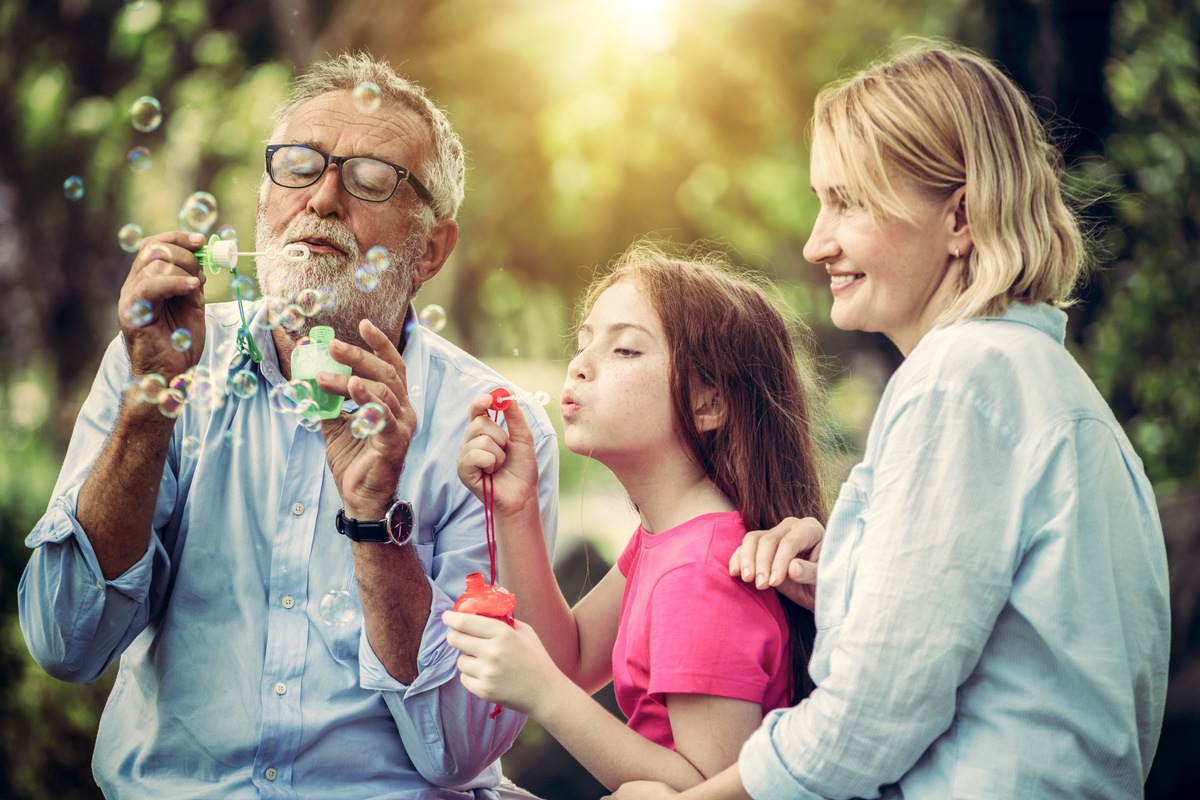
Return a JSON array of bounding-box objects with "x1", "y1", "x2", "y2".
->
[
  {"x1": 319, "y1": 589, "x2": 357, "y2": 626},
  {"x1": 118, "y1": 223, "x2": 144, "y2": 253},
  {"x1": 139, "y1": 373, "x2": 167, "y2": 404},
  {"x1": 229, "y1": 369, "x2": 259, "y2": 399},
  {"x1": 179, "y1": 191, "x2": 219, "y2": 234},
  {"x1": 129, "y1": 96, "x2": 163, "y2": 132},
  {"x1": 142, "y1": 241, "x2": 175, "y2": 274},
  {"x1": 299, "y1": 416, "x2": 322, "y2": 432},
  {"x1": 169, "y1": 372, "x2": 192, "y2": 395},
  {"x1": 170, "y1": 328, "x2": 193, "y2": 352},
  {"x1": 350, "y1": 402, "x2": 387, "y2": 439},
  {"x1": 403, "y1": 316, "x2": 418, "y2": 341},
  {"x1": 354, "y1": 264, "x2": 380, "y2": 292},
  {"x1": 512, "y1": 348, "x2": 520, "y2": 356},
  {"x1": 157, "y1": 388, "x2": 186, "y2": 419},
  {"x1": 231, "y1": 274, "x2": 257, "y2": 301},
  {"x1": 127, "y1": 146, "x2": 152, "y2": 172},
  {"x1": 533, "y1": 391, "x2": 551, "y2": 406},
  {"x1": 125, "y1": 299, "x2": 154, "y2": 327},
  {"x1": 269, "y1": 380, "x2": 315, "y2": 415},
  {"x1": 217, "y1": 225, "x2": 237, "y2": 241},
  {"x1": 365, "y1": 245, "x2": 389, "y2": 271},
  {"x1": 278, "y1": 304, "x2": 306, "y2": 332},
  {"x1": 63, "y1": 176, "x2": 85, "y2": 201},
  {"x1": 223, "y1": 429, "x2": 240, "y2": 449},
  {"x1": 418, "y1": 304, "x2": 446, "y2": 333},
  {"x1": 409, "y1": 385, "x2": 422, "y2": 399},
  {"x1": 353, "y1": 81, "x2": 382, "y2": 113},
  {"x1": 296, "y1": 288, "x2": 324, "y2": 317},
  {"x1": 181, "y1": 435, "x2": 201, "y2": 459}
]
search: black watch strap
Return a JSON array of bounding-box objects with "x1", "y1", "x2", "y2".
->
[{"x1": 335, "y1": 500, "x2": 414, "y2": 546}]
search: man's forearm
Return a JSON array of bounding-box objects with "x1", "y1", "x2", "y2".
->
[
  {"x1": 76, "y1": 401, "x2": 176, "y2": 580},
  {"x1": 353, "y1": 541, "x2": 433, "y2": 683}
]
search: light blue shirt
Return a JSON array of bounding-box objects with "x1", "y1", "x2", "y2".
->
[
  {"x1": 740, "y1": 302, "x2": 1170, "y2": 799},
  {"x1": 19, "y1": 301, "x2": 559, "y2": 799}
]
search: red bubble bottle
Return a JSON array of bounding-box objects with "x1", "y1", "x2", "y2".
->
[{"x1": 454, "y1": 572, "x2": 517, "y2": 718}]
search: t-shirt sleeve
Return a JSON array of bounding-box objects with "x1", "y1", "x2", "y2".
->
[{"x1": 645, "y1": 563, "x2": 784, "y2": 704}]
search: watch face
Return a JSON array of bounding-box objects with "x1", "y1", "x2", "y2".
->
[{"x1": 386, "y1": 501, "x2": 415, "y2": 546}]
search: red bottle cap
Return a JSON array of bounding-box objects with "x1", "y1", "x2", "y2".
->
[
  {"x1": 489, "y1": 388, "x2": 513, "y2": 412},
  {"x1": 453, "y1": 572, "x2": 516, "y2": 626}
]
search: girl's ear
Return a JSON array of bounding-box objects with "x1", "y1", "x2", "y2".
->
[{"x1": 692, "y1": 387, "x2": 725, "y2": 433}]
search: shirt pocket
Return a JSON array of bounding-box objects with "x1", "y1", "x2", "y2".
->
[{"x1": 816, "y1": 474, "x2": 870, "y2": 632}]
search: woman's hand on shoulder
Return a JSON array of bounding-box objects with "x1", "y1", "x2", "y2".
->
[{"x1": 729, "y1": 516, "x2": 824, "y2": 610}]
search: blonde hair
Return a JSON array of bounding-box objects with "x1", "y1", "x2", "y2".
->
[{"x1": 811, "y1": 40, "x2": 1088, "y2": 323}]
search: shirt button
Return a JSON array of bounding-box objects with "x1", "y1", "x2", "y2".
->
[
  {"x1": 265, "y1": 767, "x2": 277, "y2": 781},
  {"x1": 274, "y1": 682, "x2": 287, "y2": 696},
  {"x1": 291, "y1": 502, "x2": 305, "y2": 516},
  {"x1": 282, "y1": 595, "x2": 295, "y2": 609}
]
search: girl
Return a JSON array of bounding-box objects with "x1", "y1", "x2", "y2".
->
[{"x1": 443, "y1": 244, "x2": 826, "y2": 792}]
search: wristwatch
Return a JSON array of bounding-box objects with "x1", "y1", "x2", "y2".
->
[{"x1": 335, "y1": 499, "x2": 415, "y2": 546}]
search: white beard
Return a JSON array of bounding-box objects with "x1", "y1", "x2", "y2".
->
[{"x1": 253, "y1": 209, "x2": 422, "y2": 349}]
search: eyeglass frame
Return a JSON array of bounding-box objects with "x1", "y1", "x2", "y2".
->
[{"x1": 264, "y1": 143, "x2": 437, "y2": 211}]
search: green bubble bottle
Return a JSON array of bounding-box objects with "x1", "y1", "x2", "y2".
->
[{"x1": 290, "y1": 326, "x2": 352, "y2": 421}]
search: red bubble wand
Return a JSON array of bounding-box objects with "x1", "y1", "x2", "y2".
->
[{"x1": 453, "y1": 388, "x2": 519, "y2": 719}]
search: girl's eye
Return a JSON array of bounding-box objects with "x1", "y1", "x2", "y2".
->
[{"x1": 614, "y1": 348, "x2": 640, "y2": 357}]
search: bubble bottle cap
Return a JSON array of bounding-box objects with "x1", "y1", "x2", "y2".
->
[
  {"x1": 489, "y1": 388, "x2": 514, "y2": 412},
  {"x1": 195, "y1": 233, "x2": 238, "y2": 274},
  {"x1": 453, "y1": 572, "x2": 516, "y2": 626},
  {"x1": 290, "y1": 325, "x2": 353, "y2": 421}
]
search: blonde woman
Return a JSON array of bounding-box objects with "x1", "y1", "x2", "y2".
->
[{"x1": 612, "y1": 41, "x2": 1170, "y2": 800}]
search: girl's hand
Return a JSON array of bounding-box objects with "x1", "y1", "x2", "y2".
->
[
  {"x1": 729, "y1": 516, "x2": 824, "y2": 610},
  {"x1": 456, "y1": 393, "x2": 540, "y2": 517},
  {"x1": 442, "y1": 611, "x2": 563, "y2": 716}
]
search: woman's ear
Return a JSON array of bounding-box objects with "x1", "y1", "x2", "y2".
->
[
  {"x1": 948, "y1": 184, "x2": 973, "y2": 259},
  {"x1": 692, "y1": 387, "x2": 725, "y2": 433}
]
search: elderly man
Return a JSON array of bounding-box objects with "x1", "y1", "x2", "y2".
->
[{"x1": 19, "y1": 54, "x2": 558, "y2": 798}]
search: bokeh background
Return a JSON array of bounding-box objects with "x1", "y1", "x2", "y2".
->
[{"x1": 0, "y1": 0, "x2": 1197, "y2": 798}]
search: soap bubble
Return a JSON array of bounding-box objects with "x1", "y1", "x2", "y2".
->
[
  {"x1": 269, "y1": 380, "x2": 315, "y2": 415},
  {"x1": 139, "y1": 373, "x2": 167, "y2": 404},
  {"x1": 350, "y1": 402, "x2": 387, "y2": 439},
  {"x1": 181, "y1": 435, "x2": 201, "y2": 459},
  {"x1": 229, "y1": 369, "x2": 258, "y2": 399},
  {"x1": 118, "y1": 223, "x2": 144, "y2": 253},
  {"x1": 127, "y1": 146, "x2": 151, "y2": 172},
  {"x1": 365, "y1": 245, "x2": 389, "y2": 271},
  {"x1": 353, "y1": 81, "x2": 382, "y2": 113},
  {"x1": 129, "y1": 96, "x2": 163, "y2": 132},
  {"x1": 178, "y1": 191, "x2": 219, "y2": 234},
  {"x1": 533, "y1": 391, "x2": 551, "y2": 406},
  {"x1": 158, "y1": 388, "x2": 186, "y2": 419},
  {"x1": 170, "y1": 328, "x2": 193, "y2": 352},
  {"x1": 217, "y1": 225, "x2": 237, "y2": 241},
  {"x1": 296, "y1": 288, "x2": 325, "y2": 317},
  {"x1": 319, "y1": 589, "x2": 357, "y2": 626},
  {"x1": 418, "y1": 304, "x2": 446, "y2": 332},
  {"x1": 124, "y1": 299, "x2": 154, "y2": 327},
  {"x1": 231, "y1": 274, "x2": 257, "y2": 301},
  {"x1": 354, "y1": 264, "x2": 380, "y2": 292},
  {"x1": 299, "y1": 416, "x2": 322, "y2": 432},
  {"x1": 278, "y1": 304, "x2": 306, "y2": 332},
  {"x1": 142, "y1": 241, "x2": 175, "y2": 274},
  {"x1": 63, "y1": 176, "x2": 84, "y2": 201},
  {"x1": 512, "y1": 349, "x2": 520, "y2": 356},
  {"x1": 409, "y1": 385, "x2": 422, "y2": 399},
  {"x1": 224, "y1": 430, "x2": 240, "y2": 449}
]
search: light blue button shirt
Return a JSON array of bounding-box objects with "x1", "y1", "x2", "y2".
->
[
  {"x1": 740, "y1": 302, "x2": 1170, "y2": 799},
  {"x1": 19, "y1": 301, "x2": 559, "y2": 799}
]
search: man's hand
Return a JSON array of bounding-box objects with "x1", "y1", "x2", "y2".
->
[
  {"x1": 119, "y1": 232, "x2": 208, "y2": 381},
  {"x1": 729, "y1": 516, "x2": 825, "y2": 609},
  {"x1": 317, "y1": 318, "x2": 419, "y2": 518}
]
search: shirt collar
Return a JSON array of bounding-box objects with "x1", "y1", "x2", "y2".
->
[{"x1": 985, "y1": 301, "x2": 1068, "y2": 345}]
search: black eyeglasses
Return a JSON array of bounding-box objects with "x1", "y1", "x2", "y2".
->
[{"x1": 265, "y1": 144, "x2": 436, "y2": 210}]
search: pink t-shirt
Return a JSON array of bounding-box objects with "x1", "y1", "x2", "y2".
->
[{"x1": 613, "y1": 511, "x2": 791, "y2": 750}]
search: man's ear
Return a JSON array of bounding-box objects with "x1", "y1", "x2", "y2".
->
[
  {"x1": 413, "y1": 217, "x2": 459, "y2": 288},
  {"x1": 692, "y1": 387, "x2": 725, "y2": 433}
]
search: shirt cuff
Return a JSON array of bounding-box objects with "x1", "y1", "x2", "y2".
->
[
  {"x1": 739, "y1": 708, "x2": 823, "y2": 800},
  {"x1": 359, "y1": 576, "x2": 459, "y2": 696},
  {"x1": 26, "y1": 497, "x2": 158, "y2": 603}
]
